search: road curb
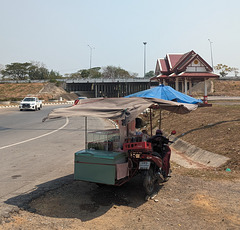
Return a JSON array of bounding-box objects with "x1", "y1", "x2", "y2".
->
[
  {"x1": 0, "y1": 101, "x2": 74, "y2": 109},
  {"x1": 170, "y1": 137, "x2": 230, "y2": 168}
]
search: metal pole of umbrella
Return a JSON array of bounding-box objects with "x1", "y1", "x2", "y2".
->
[
  {"x1": 85, "y1": 117, "x2": 88, "y2": 149},
  {"x1": 150, "y1": 108, "x2": 153, "y2": 136},
  {"x1": 159, "y1": 109, "x2": 162, "y2": 129}
]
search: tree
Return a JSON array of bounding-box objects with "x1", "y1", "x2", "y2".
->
[
  {"x1": 214, "y1": 64, "x2": 234, "y2": 77},
  {"x1": 0, "y1": 61, "x2": 62, "y2": 81},
  {"x1": 49, "y1": 70, "x2": 62, "y2": 81},
  {"x1": 28, "y1": 61, "x2": 49, "y2": 80},
  {"x1": 66, "y1": 66, "x2": 137, "y2": 79},
  {"x1": 28, "y1": 64, "x2": 49, "y2": 80},
  {"x1": 89, "y1": 67, "x2": 102, "y2": 78},
  {"x1": 37, "y1": 66, "x2": 50, "y2": 80},
  {"x1": 66, "y1": 72, "x2": 81, "y2": 79},
  {"x1": 102, "y1": 66, "x2": 136, "y2": 79},
  {"x1": 102, "y1": 66, "x2": 117, "y2": 79},
  {"x1": 80, "y1": 69, "x2": 90, "y2": 78},
  {"x1": 1, "y1": 62, "x2": 31, "y2": 80},
  {"x1": 144, "y1": 70, "x2": 154, "y2": 78},
  {"x1": 130, "y1": 72, "x2": 138, "y2": 78},
  {"x1": 232, "y1": 67, "x2": 239, "y2": 77},
  {"x1": 0, "y1": 64, "x2": 4, "y2": 80}
]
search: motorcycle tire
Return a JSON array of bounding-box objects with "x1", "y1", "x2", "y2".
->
[
  {"x1": 143, "y1": 168, "x2": 156, "y2": 196},
  {"x1": 163, "y1": 176, "x2": 169, "y2": 182}
]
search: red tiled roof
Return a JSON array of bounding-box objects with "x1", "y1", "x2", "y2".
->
[
  {"x1": 167, "y1": 54, "x2": 183, "y2": 69},
  {"x1": 178, "y1": 72, "x2": 219, "y2": 78},
  {"x1": 159, "y1": 58, "x2": 168, "y2": 72},
  {"x1": 172, "y1": 50, "x2": 196, "y2": 71},
  {"x1": 152, "y1": 72, "x2": 219, "y2": 81},
  {"x1": 169, "y1": 73, "x2": 178, "y2": 77}
]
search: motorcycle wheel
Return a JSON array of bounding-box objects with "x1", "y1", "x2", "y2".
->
[
  {"x1": 143, "y1": 168, "x2": 156, "y2": 196},
  {"x1": 163, "y1": 176, "x2": 169, "y2": 182}
]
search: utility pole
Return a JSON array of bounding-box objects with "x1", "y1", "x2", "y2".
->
[
  {"x1": 143, "y1": 42, "x2": 147, "y2": 77},
  {"x1": 208, "y1": 39, "x2": 214, "y2": 71},
  {"x1": 88, "y1": 45, "x2": 94, "y2": 69}
]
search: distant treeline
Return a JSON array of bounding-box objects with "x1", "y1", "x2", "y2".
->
[
  {"x1": 0, "y1": 62, "x2": 155, "y2": 81},
  {"x1": 0, "y1": 62, "x2": 61, "y2": 81}
]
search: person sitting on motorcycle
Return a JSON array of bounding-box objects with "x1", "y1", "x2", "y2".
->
[
  {"x1": 147, "y1": 129, "x2": 169, "y2": 158},
  {"x1": 147, "y1": 129, "x2": 171, "y2": 178}
]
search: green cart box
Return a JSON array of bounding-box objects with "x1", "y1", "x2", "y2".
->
[{"x1": 74, "y1": 149, "x2": 127, "y2": 185}]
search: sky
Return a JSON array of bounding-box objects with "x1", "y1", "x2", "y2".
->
[{"x1": 0, "y1": 0, "x2": 240, "y2": 77}]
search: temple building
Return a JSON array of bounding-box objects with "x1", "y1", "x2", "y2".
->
[{"x1": 151, "y1": 50, "x2": 219, "y2": 103}]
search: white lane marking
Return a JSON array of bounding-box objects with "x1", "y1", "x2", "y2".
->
[{"x1": 0, "y1": 117, "x2": 69, "y2": 150}]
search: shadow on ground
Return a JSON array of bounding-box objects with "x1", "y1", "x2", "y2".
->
[
  {"x1": 5, "y1": 174, "x2": 163, "y2": 222},
  {"x1": 5, "y1": 174, "x2": 74, "y2": 209}
]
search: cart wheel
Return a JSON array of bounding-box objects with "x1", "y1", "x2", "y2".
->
[{"x1": 143, "y1": 168, "x2": 156, "y2": 196}]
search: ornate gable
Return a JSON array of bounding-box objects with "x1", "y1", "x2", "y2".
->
[
  {"x1": 153, "y1": 50, "x2": 218, "y2": 81},
  {"x1": 185, "y1": 58, "x2": 208, "y2": 72},
  {"x1": 177, "y1": 54, "x2": 213, "y2": 73},
  {"x1": 171, "y1": 50, "x2": 196, "y2": 72}
]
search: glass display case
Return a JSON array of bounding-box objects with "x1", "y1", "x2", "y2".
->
[{"x1": 87, "y1": 129, "x2": 120, "y2": 151}]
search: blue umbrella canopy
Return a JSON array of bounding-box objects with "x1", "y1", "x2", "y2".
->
[{"x1": 125, "y1": 84, "x2": 202, "y2": 104}]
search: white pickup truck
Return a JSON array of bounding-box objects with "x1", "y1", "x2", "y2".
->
[{"x1": 19, "y1": 97, "x2": 43, "y2": 111}]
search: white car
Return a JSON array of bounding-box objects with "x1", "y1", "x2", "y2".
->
[{"x1": 19, "y1": 97, "x2": 42, "y2": 111}]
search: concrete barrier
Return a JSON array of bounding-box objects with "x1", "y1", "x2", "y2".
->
[{"x1": 171, "y1": 137, "x2": 230, "y2": 168}]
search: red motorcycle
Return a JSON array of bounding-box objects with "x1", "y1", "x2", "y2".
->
[{"x1": 123, "y1": 130, "x2": 175, "y2": 195}]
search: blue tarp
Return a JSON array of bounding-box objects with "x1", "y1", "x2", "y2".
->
[{"x1": 125, "y1": 84, "x2": 202, "y2": 104}]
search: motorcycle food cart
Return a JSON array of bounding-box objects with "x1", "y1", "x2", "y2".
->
[{"x1": 43, "y1": 97, "x2": 197, "y2": 196}]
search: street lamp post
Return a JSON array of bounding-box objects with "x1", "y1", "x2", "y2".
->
[
  {"x1": 143, "y1": 42, "x2": 147, "y2": 77},
  {"x1": 208, "y1": 39, "x2": 214, "y2": 71},
  {"x1": 88, "y1": 45, "x2": 94, "y2": 69}
]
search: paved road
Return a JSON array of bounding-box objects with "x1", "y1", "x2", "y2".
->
[
  {"x1": 0, "y1": 105, "x2": 114, "y2": 216},
  {"x1": 208, "y1": 96, "x2": 240, "y2": 100}
]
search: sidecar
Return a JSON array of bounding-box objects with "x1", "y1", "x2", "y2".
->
[
  {"x1": 73, "y1": 128, "x2": 153, "y2": 186},
  {"x1": 74, "y1": 129, "x2": 129, "y2": 185}
]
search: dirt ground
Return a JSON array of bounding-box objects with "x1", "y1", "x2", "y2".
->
[
  {"x1": 1, "y1": 79, "x2": 240, "y2": 101},
  {"x1": 210, "y1": 80, "x2": 240, "y2": 96},
  {"x1": 0, "y1": 83, "x2": 78, "y2": 101},
  {"x1": 1, "y1": 102, "x2": 240, "y2": 230},
  {"x1": 150, "y1": 103, "x2": 240, "y2": 171},
  {"x1": 1, "y1": 169, "x2": 239, "y2": 230},
  {"x1": 0, "y1": 80, "x2": 240, "y2": 229},
  {"x1": 0, "y1": 83, "x2": 44, "y2": 100}
]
